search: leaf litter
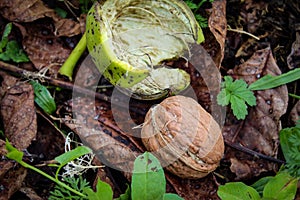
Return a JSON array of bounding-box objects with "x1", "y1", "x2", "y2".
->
[{"x1": 0, "y1": 0, "x2": 299, "y2": 199}]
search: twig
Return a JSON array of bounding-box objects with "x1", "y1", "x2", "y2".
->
[
  {"x1": 0, "y1": 61, "x2": 145, "y2": 115},
  {"x1": 227, "y1": 25, "x2": 260, "y2": 40},
  {"x1": 225, "y1": 140, "x2": 285, "y2": 164}
]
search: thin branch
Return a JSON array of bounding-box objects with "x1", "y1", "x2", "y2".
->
[
  {"x1": 227, "y1": 25, "x2": 260, "y2": 40},
  {"x1": 0, "y1": 61, "x2": 146, "y2": 115},
  {"x1": 225, "y1": 140, "x2": 285, "y2": 164}
]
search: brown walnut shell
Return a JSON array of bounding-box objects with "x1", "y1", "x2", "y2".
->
[{"x1": 141, "y1": 95, "x2": 224, "y2": 179}]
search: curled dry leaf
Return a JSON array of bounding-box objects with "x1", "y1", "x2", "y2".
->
[
  {"x1": 207, "y1": 0, "x2": 227, "y2": 68},
  {"x1": 287, "y1": 30, "x2": 300, "y2": 69},
  {"x1": 224, "y1": 47, "x2": 288, "y2": 179},
  {"x1": 0, "y1": 0, "x2": 80, "y2": 37},
  {"x1": 0, "y1": 75, "x2": 37, "y2": 149},
  {"x1": 17, "y1": 23, "x2": 72, "y2": 73}
]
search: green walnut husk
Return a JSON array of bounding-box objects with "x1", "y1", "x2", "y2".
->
[{"x1": 86, "y1": 0, "x2": 203, "y2": 100}]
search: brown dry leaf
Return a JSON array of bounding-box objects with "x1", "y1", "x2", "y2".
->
[
  {"x1": 64, "y1": 97, "x2": 141, "y2": 174},
  {"x1": 289, "y1": 100, "x2": 300, "y2": 126},
  {"x1": 1, "y1": 79, "x2": 37, "y2": 149},
  {"x1": 17, "y1": 23, "x2": 72, "y2": 73},
  {"x1": 0, "y1": 139, "x2": 14, "y2": 179},
  {"x1": 287, "y1": 30, "x2": 300, "y2": 69},
  {"x1": 0, "y1": 164, "x2": 27, "y2": 200},
  {"x1": 19, "y1": 187, "x2": 43, "y2": 200},
  {"x1": 223, "y1": 47, "x2": 288, "y2": 180},
  {"x1": 0, "y1": 0, "x2": 80, "y2": 37},
  {"x1": 240, "y1": 0, "x2": 267, "y2": 33},
  {"x1": 207, "y1": 0, "x2": 227, "y2": 68},
  {"x1": 166, "y1": 173, "x2": 219, "y2": 199},
  {"x1": 0, "y1": 71, "x2": 18, "y2": 99}
]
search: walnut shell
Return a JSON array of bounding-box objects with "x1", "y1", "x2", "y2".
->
[{"x1": 141, "y1": 95, "x2": 224, "y2": 179}]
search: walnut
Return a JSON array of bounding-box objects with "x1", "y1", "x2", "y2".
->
[{"x1": 141, "y1": 95, "x2": 224, "y2": 179}]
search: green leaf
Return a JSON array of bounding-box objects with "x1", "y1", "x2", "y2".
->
[
  {"x1": 131, "y1": 152, "x2": 166, "y2": 200},
  {"x1": 84, "y1": 179, "x2": 113, "y2": 200},
  {"x1": 217, "y1": 76, "x2": 256, "y2": 120},
  {"x1": 55, "y1": 146, "x2": 92, "y2": 166},
  {"x1": 249, "y1": 68, "x2": 300, "y2": 91},
  {"x1": 230, "y1": 95, "x2": 248, "y2": 120},
  {"x1": 5, "y1": 139, "x2": 24, "y2": 162},
  {"x1": 217, "y1": 182, "x2": 261, "y2": 200},
  {"x1": 251, "y1": 176, "x2": 274, "y2": 196},
  {"x1": 30, "y1": 80, "x2": 57, "y2": 114},
  {"x1": 55, "y1": 7, "x2": 68, "y2": 18},
  {"x1": 263, "y1": 172, "x2": 298, "y2": 200},
  {"x1": 279, "y1": 126, "x2": 300, "y2": 177},
  {"x1": 115, "y1": 185, "x2": 130, "y2": 200},
  {"x1": 0, "y1": 23, "x2": 12, "y2": 52},
  {"x1": 217, "y1": 88, "x2": 230, "y2": 106},
  {"x1": 163, "y1": 193, "x2": 184, "y2": 200},
  {"x1": 49, "y1": 176, "x2": 90, "y2": 200},
  {"x1": 0, "y1": 40, "x2": 29, "y2": 62}
]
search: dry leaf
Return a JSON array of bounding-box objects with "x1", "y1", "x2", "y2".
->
[
  {"x1": 289, "y1": 101, "x2": 300, "y2": 126},
  {"x1": 1, "y1": 80, "x2": 37, "y2": 149},
  {"x1": 0, "y1": 0, "x2": 81, "y2": 37},
  {"x1": 223, "y1": 47, "x2": 288, "y2": 179},
  {"x1": 19, "y1": 187, "x2": 43, "y2": 200},
  {"x1": 207, "y1": 0, "x2": 227, "y2": 68},
  {"x1": 17, "y1": 23, "x2": 72, "y2": 73},
  {"x1": 287, "y1": 30, "x2": 300, "y2": 69},
  {"x1": 0, "y1": 139, "x2": 14, "y2": 178},
  {"x1": 64, "y1": 97, "x2": 141, "y2": 174},
  {"x1": 0, "y1": 165, "x2": 27, "y2": 200}
]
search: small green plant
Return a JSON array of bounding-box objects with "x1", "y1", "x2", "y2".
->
[
  {"x1": 0, "y1": 23, "x2": 29, "y2": 63},
  {"x1": 5, "y1": 139, "x2": 93, "y2": 198},
  {"x1": 279, "y1": 121, "x2": 300, "y2": 177},
  {"x1": 217, "y1": 122, "x2": 300, "y2": 200},
  {"x1": 184, "y1": 0, "x2": 213, "y2": 28},
  {"x1": 217, "y1": 76, "x2": 256, "y2": 120},
  {"x1": 217, "y1": 68, "x2": 300, "y2": 120},
  {"x1": 30, "y1": 80, "x2": 57, "y2": 115},
  {"x1": 218, "y1": 172, "x2": 298, "y2": 200},
  {"x1": 5, "y1": 140, "x2": 182, "y2": 199}
]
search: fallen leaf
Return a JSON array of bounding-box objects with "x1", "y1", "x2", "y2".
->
[
  {"x1": 0, "y1": 0, "x2": 53, "y2": 22},
  {"x1": 287, "y1": 30, "x2": 300, "y2": 69},
  {"x1": 166, "y1": 173, "x2": 220, "y2": 199},
  {"x1": 0, "y1": 71, "x2": 18, "y2": 99},
  {"x1": 0, "y1": 139, "x2": 14, "y2": 178},
  {"x1": 17, "y1": 23, "x2": 72, "y2": 73},
  {"x1": 0, "y1": 0, "x2": 81, "y2": 37},
  {"x1": 223, "y1": 47, "x2": 288, "y2": 179},
  {"x1": 1, "y1": 80, "x2": 37, "y2": 149},
  {"x1": 0, "y1": 164, "x2": 27, "y2": 200},
  {"x1": 19, "y1": 187, "x2": 43, "y2": 200},
  {"x1": 64, "y1": 97, "x2": 141, "y2": 174},
  {"x1": 207, "y1": 0, "x2": 227, "y2": 68},
  {"x1": 289, "y1": 100, "x2": 300, "y2": 126},
  {"x1": 240, "y1": 0, "x2": 267, "y2": 33}
]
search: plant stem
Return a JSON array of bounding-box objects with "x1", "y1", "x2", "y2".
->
[
  {"x1": 59, "y1": 32, "x2": 87, "y2": 80},
  {"x1": 18, "y1": 160, "x2": 87, "y2": 198}
]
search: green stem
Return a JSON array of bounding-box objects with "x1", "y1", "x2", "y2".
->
[
  {"x1": 289, "y1": 93, "x2": 300, "y2": 100},
  {"x1": 59, "y1": 32, "x2": 87, "y2": 81},
  {"x1": 19, "y1": 160, "x2": 86, "y2": 198}
]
